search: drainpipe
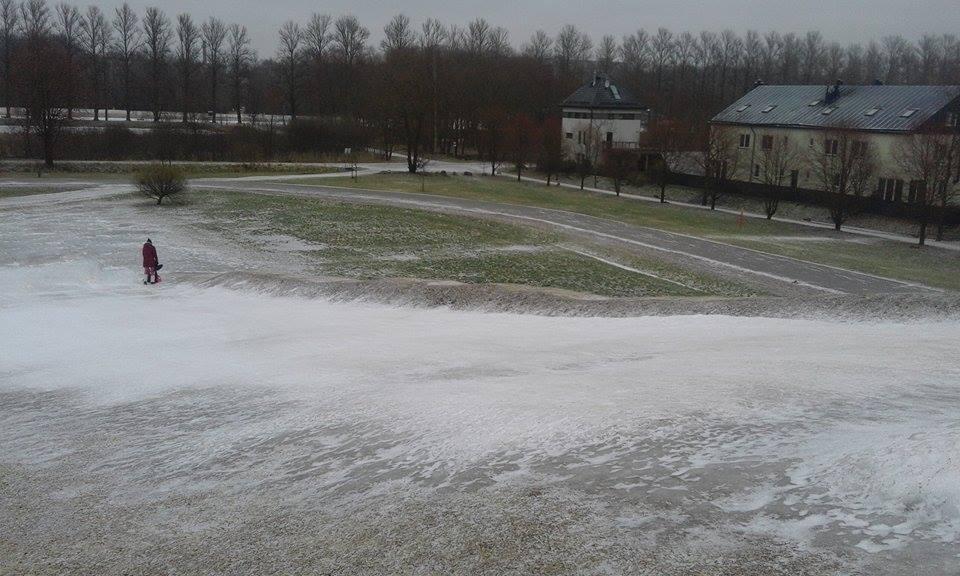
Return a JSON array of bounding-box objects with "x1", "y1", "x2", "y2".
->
[{"x1": 749, "y1": 126, "x2": 758, "y2": 184}]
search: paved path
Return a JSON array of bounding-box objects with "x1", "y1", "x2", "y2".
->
[{"x1": 193, "y1": 179, "x2": 937, "y2": 296}]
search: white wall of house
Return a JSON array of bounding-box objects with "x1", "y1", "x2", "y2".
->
[
  {"x1": 562, "y1": 106, "x2": 649, "y2": 159},
  {"x1": 720, "y1": 125, "x2": 934, "y2": 202}
]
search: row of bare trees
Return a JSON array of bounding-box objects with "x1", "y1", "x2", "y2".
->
[
  {"x1": 9, "y1": 2, "x2": 960, "y2": 128},
  {"x1": 684, "y1": 122, "x2": 960, "y2": 243}
]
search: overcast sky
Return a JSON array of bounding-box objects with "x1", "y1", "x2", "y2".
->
[{"x1": 93, "y1": 0, "x2": 960, "y2": 56}]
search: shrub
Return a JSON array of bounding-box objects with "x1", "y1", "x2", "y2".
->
[{"x1": 136, "y1": 163, "x2": 187, "y2": 205}]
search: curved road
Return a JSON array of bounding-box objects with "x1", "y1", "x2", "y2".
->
[{"x1": 192, "y1": 178, "x2": 937, "y2": 296}]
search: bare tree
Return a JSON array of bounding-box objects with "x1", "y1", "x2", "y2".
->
[
  {"x1": 304, "y1": 13, "x2": 331, "y2": 61},
  {"x1": 55, "y1": 3, "x2": 80, "y2": 120},
  {"x1": 16, "y1": 4, "x2": 66, "y2": 167},
  {"x1": 112, "y1": 3, "x2": 141, "y2": 121},
  {"x1": 488, "y1": 26, "x2": 510, "y2": 57},
  {"x1": 757, "y1": 134, "x2": 800, "y2": 219},
  {"x1": 596, "y1": 35, "x2": 617, "y2": 74},
  {"x1": 227, "y1": 23, "x2": 251, "y2": 124},
  {"x1": 175, "y1": 13, "x2": 199, "y2": 123},
  {"x1": 420, "y1": 18, "x2": 445, "y2": 153},
  {"x1": 808, "y1": 124, "x2": 878, "y2": 231},
  {"x1": 142, "y1": 7, "x2": 171, "y2": 123},
  {"x1": 0, "y1": 0, "x2": 18, "y2": 118},
  {"x1": 304, "y1": 13, "x2": 331, "y2": 115},
  {"x1": 522, "y1": 29, "x2": 552, "y2": 63},
  {"x1": 381, "y1": 13, "x2": 413, "y2": 54},
  {"x1": 277, "y1": 20, "x2": 302, "y2": 118},
  {"x1": 893, "y1": 128, "x2": 957, "y2": 245},
  {"x1": 651, "y1": 27, "x2": 675, "y2": 92},
  {"x1": 465, "y1": 17, "x2": 489, "y2": 55},
  {"x1": 697, "y1": 124, "x2": 743, "y2": 210},
  {"x1": 555, "y1": 24, "x2": 592, "y2": 92},
  {"x1": 200, "y1": 17, "x2": 226, "y2": 122},
  {"x1": 79, "y1": 5, "x2": 109, "y2": 121},
  {"x1": 331, "y1": 15, "x2": 368, "y2": 66},
  {"x1": 603, "y1": 148, "x2": 637, "y2": 195},
  {"x1": 644, "y1": 118, "x2": 690, "y2": 203}
]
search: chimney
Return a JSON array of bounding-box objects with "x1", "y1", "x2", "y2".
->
[{"x1": 873, "y1": 78, "x2": 884, "y2": 86}]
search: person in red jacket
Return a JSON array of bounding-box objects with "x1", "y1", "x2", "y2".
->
[{"x1": 142, "y1": 238, "x2": 161, "y2": 284}]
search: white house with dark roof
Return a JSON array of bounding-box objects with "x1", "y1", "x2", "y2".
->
[
  {"x1": 561, "y1": 75, "x2": 651, "y2": 160},
  {"x1": 711, "y1": 83, "x2": 960, "y2": 203}
]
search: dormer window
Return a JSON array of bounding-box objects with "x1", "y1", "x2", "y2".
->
[
  {"x1": 900, "y1": 109, "x2": 918, "y2": 118},
  {"x1": 736, "y1": 105, "x2": 750, "y2": 112},
  {"x1": 761, "y1": 105, "x2": 777, "y2": 113},
  {"x1": 809, "y1": 100, "x2": 821, "y2": 106},
  {"x1": 822, "y1": 107, "x2": 836, "y2": 115},
  {"x1": 865, "y1": 107, "x2": 881, "y2": 116}
]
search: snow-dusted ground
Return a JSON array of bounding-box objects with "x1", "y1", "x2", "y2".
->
[{"x1": 2, "y1": 195, "x2": 959, "y2": 574}]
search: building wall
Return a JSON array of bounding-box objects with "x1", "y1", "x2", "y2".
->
[
  {"x1": 561, "y1": 106, "x2": 649, "y2": 160},
  {"x1": 718, "y1": 124, "x2": 935, "y2": 202}
]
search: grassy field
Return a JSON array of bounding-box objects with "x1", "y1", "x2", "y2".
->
[
  {"x1": 192, "y1": 190, "x2": 757, "y2": 298},
  {"x1": 299, "y1": 173, "x2": 833, "y2": 238},
  {"x1": 289, "y1": 173, "x2": 960, "y2": 292}
]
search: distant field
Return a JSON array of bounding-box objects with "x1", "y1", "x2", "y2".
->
[
  {"x1": 291, "y1": 173, "x2": 960, "y2": 292},
  {"x1": 191, "y1": 190, "x2": 758, "y2": 298}
]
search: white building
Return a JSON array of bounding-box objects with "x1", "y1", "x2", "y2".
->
[
  {"x1": 711, "y1": 83, "x2": 960, "y2": 203},
  {"x1": 561, "y1": 75, "x2": 651, "y2": 161}
]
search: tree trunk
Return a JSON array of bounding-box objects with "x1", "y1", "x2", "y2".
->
[
  {"x1": 157, "y1": 197, "x2": 163, "y2": 205},
  {"x1": 936, "y1": 201, "x2": 947, "y2": 242},
  {"x1": 659, "y1": 184, "x2": 666, "y2": 203},
  {"x1": 43, "y1": 138, "x2": 54, "y2": 168}
]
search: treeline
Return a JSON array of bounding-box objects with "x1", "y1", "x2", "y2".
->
[{"x1": 7, "y1": 0, "x2": 960, "y2": 166}]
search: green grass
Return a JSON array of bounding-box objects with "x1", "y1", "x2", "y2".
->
[
  {"x1": 191, "y1": 190, "x2": 755, "y2": 298},
  {"x1": 294, "y1": 173, "x2": 832, "y2": 238},
  {"x1": 727, "y1": 237, "x2": 960, "y2": 292},
  {"x1": 284, "y1": 173, "x2": 959, "y2": 292}
]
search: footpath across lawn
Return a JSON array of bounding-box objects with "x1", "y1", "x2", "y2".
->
[{"x1": 290, "y1": 173, "x2": 960, "y2": 292}]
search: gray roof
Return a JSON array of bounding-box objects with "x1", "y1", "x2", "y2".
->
[
  {"x1": 711, "y1": 84, "x2": 960, "y2": 132},
  {"x1": 562, "y1": 75, "x2": 646, "y2": 110}
]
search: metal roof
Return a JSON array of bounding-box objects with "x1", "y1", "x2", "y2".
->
[
  {"x1": 562, "y1": 75, "x2": 646, "y2": 110},
  {"x1": 711, "y1": 84, "x2": 960, "y2": 132}
]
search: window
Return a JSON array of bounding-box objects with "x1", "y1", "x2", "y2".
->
[
  {"x1": 865, "y1": 107, "x2": 881, "y2": 116},
  {"x1": 947, "y1": 113, "x2": 960, "y2": 127},
  {"x1": 900, "y1": 109, "x2": 918, "y2": 118},
  {"x1": 825, "y1": 139, "x2": 839, "y2": 156},
  {"x1": 761, "y1": 135, "x2": 774, "y2": 150},
  {"x1": 577, "y1": 131, "x2": 582, "y2": 144},
  {"x1": 822, "y1": 107, "x2": 836, "y2": 115},
  {"x1": 736, "y1": 105, "x2": 750, "y2": 112},
  {"x1": 878, "y1": 177, "x2": 902, "y2": 202},
  {"x1": 809, "y1": 100, "x2": 821, "y2": 106},
  {"x1": 753, "y1": 164, "x2": 761, "y2": 178},
  {"x1": 809, "y1": 138, "x2": 815, "y2": 148},
  {"x1": 851, "y1": 141, "x2": 868, "y2": 157},
  {"x1": 739, "y1": 133, "x2": 751, "y2": 148},
  {"x1": 565, "y1": 132, "x2": 574, "y2": 139},
  {"x1": 620, "y1": 113, "x2": 636, "y2": 120},
  {"x1": 761, "y1": 105, "x2": 777, "y2": 113}
]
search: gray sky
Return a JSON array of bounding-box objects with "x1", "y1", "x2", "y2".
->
[{"x1": 94, "y1": 0, "x2": 960, "y2": 56}]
